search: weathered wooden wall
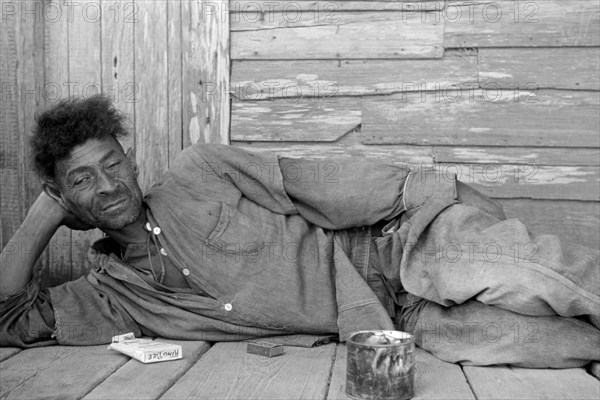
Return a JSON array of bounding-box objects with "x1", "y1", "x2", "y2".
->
[
  {"x1": 1, "y1": 0, "x2": 599, "y2": 288},
  {"x1": 1, "y1": 0, "x2": 229, "y2": 286},
  {"x1": 230, "y1": 0, "x2": 600, "y2": 249}
]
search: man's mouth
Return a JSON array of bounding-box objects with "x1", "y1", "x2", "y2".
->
[{"x1": 102, "y1": 197, "x2": 129, "y2": 211}]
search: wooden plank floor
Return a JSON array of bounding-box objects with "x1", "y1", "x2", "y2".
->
[{"x1": 1, "y1": 343, "x2": 598, "y2": 400}]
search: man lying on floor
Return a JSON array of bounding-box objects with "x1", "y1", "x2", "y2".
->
[{"x1": 1, "y1": 95, "x2": 599, "y2": 368}]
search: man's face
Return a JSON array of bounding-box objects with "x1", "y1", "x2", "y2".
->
[{"x1": 52, "y1": 137, "x2": 144, "y2": 230}]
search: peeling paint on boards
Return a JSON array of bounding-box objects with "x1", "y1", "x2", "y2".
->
[
  {"x1": 461, "y1": 166, "x2": 595, "y2": 187},
  {"x1": 468, "y1": 128, "x2": 493, "y2": 133},
  {"x1": 295, "y1": 73, "x2": 319, "y2": 81},
  {"x1": 452, "y1": 148, "x2": 539, "y2": 164},
  {"x1": 189, "y1": 93, "x2": 201, "y2": 144},
  {"x1": 480, "y1": 71, "x2": 514, "y2": 79},
  {"x1": 189, "y1": 117, "x2": 200, "y2": 144}
]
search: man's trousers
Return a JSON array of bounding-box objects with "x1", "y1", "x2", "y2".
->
[{"x1": 379, "y1": 172, "x2": 599, "y2": 368}]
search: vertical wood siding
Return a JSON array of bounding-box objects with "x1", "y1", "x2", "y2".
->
[{"x1": 1, "y1": 0, "x2": 229, "y2": 286}]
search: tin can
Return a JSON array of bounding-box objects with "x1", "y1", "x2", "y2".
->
[{"x1": 346, "y1": 330, "x2": 415, "y2": 400}]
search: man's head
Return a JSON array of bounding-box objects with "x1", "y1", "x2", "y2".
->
[{"x1": 32, "y1": 95, "x2": 144, "y2": 230}]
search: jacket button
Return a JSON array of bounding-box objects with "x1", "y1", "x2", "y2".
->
[
  {"x1": 145, "y1": 222, "x2": 152, "y2": 231},
  {"x1": 182, "y1": 268, "x2": 190, "y2": 276},
  {"x1": 224, "y1": 303, "x2": 233, "y2": 311},
  {"x1": 153, "y1": 227, "x2": 162, "y2": 235},
  {"x1": 160, "y1": 248, "x2": 168, "y2": 256}
]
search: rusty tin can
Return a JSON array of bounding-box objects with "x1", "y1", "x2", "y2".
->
[{"x1": 346, "y1": 330, "x2": 415, "y2": 400}]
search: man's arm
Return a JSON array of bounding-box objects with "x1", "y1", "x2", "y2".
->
[
  {"x1": 0, "y1": 192, "x2": 64, "y2": 296},
  {"x1": 278, "y1": 156, "x2": 409, "y2": 229},
  {"x1": 0, "y1": 190, "x2": 92, "y2": 295},
  {"x1": 186, "y1": 144, "x2": 409, "y2": 229}
]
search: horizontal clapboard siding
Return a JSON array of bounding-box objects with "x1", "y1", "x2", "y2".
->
[
  {"x1": 231, "y1": 0, "x2": 600, "y2": 249},
  {"x1": 231, "y1": 98, "x2": 361, "y2": 141},
  {"x1": 360, "y1": 90, "x2": 600, "y2": 147},
  {"x1": 479, "y1": 48, "x2": 600, "y2": 91},
  {"x1": 231, "y1": 50, "x2": 479, "y2": 99},
  {"x1": 233, "y1": 143, "x2": 436, "y2": 166},
  {"x1": 435, "y1": 164, "x2": 599, "y2": 201},
  {"x1": 231, "y1": 1, "x2": 443, "y2": 12},
  {"x1": 434, "y1": 147, "x2": 600, "y2": 167},
  {"x1": 231, "y1": 11, "x2": 444, "y2": 59},
  {"x1": 444, "y1": 0, "x2": 600, "y2": 47}
]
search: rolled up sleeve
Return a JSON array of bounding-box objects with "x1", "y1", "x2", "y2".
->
[
  {"x1": 48, "y1": 275, "x2": 141, "y2": 345},
  {"x1": 1, "y1": 274, "x2": 141, "y2": 347}
]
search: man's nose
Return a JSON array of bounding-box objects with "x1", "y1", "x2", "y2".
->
[{"x1": 95, "y1": 173, "x2": 118, "y2": 195}]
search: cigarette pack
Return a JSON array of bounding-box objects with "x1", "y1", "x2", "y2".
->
[
  {"x1": 108, "y1": 333, "x2": 182, "y2": 363},
  {"x1": 247, "y1": 341, "x2": 284, "y2": 357}
]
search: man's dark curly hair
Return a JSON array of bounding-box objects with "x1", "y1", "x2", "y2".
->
[{"x1": 31, "y1": 94, "x2": 129, "y2": 179}]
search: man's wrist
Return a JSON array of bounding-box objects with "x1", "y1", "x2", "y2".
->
[{"x1": 28, "y1": 192, "x2": 66, "y2": 228}]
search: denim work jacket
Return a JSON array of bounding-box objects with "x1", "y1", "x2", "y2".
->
[{"x1": 0, "y1": 144, "x2": 460, "y2": 347}]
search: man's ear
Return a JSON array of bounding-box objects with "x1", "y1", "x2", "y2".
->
[
  {"x1": 42, "y1": 180, "x2": 67, "y2": 210},
  {"x1": 125, "y1": 148, "x2": 139, "y2": 177}
]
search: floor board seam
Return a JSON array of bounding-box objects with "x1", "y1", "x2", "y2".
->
[
  {"x1": 154, "y1": 341, "x2": 214, "y2": 399},
  {"x1": 461, "y1": 364, "x2": 480, "y2": 400},
  {"x1": 0, "y1": 350, "x2": 22, "y2": 363},
  {"x1": 79, "y1": 357, "x2": 130, "y2": 400},
  {"x1": 323, "y1": 343, "x2": 339, "y2": 400}
]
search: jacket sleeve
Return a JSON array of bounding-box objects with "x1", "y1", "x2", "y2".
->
[
  {"x1": 0, "y1": 274, "x2": 141, "y2": 347},
  {"x1": 187, "y1": 144, "x2": 409, "y2": 229},
  {"x1": 0, "y1": 279, "x2": 57, "y2": 347}
]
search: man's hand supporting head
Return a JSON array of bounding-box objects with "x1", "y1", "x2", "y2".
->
[{"x1": 0, "y1": 192, "x2": 66, "y2": 296}]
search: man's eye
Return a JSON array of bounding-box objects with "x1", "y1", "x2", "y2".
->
[
  {"x1": 74, "y1": 176, "x2": 90, "y2": 186},
  {"x1": 107, "y1": 161, "x2": 121, "y2": 170}
]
